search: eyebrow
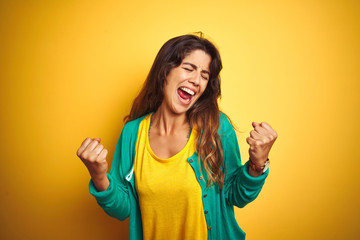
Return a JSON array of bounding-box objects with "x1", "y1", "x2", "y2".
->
[{"x1": 183, "y1": 62, "x2": 210, "y2": 75}]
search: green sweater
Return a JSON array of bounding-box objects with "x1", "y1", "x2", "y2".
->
[{"x1": 89, "y1": 112, "x2": 269, "y2": 240}]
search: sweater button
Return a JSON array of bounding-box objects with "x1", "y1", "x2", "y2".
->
[
  {"x1": 189, "y1": 159, "x2": 193, "y2": 163},
  {"x1": 204, "y1": 210, "x2": 208, "y2": 214},
  {"x1": 199, "y1": 176, "x2": 203, "y2": 180},
  {"x1": 203, "y1": 194, "x2": 207, "y2": 198},
  {"x1": 208, "y1": 226, "x2": 211, "y2": 230}
]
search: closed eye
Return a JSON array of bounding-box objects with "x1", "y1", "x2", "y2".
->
[
  {"x1": 201, "y1": 74, "x2": 209, "y2": 80},
  {"x1": 183, "y1": 67, "x2": 208, "y2": 80}
]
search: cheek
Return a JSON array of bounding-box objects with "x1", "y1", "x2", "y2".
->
[
  {"x1": 164, "y1": 78, "x2": 175, "y2": 93},
  {"x1": 199, "y1": 81, "x2": 209, "y2": 95}
]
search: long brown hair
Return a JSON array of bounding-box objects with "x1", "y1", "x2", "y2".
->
[{"x1": 125, "y1": 33, "x2": 226, "y2": 191}]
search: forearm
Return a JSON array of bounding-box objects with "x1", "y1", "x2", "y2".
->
[
  {"x1": 92, "y1": 174, "x2": 110, "y2": 192},
  {"x1": 89, "y1": 173, "x2": 131, "y2": 221},
  {"x1": 227, "y1": 162, "x2": 268, "y2": 208}
]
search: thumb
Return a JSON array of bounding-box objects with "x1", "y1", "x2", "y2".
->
[{"x1": 252, "y1": 122, "x2": 260, "y2": 128}]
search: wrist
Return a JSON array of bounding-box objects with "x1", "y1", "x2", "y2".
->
[
  {"x1": 248, "y1": 158, "x2": 270, "y2": 174},
  {"x1": 248, "y1": 165, "x2": 263, "y2": 177},
  {"x1": 91, "y1": 173, "x2": 107, "y2": 181}
]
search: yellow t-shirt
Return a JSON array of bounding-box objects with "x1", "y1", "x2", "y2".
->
[{"x1": 134, "y1": 114, "x2": 207, "y2": 240}]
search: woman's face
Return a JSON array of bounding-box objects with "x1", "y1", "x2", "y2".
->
[{"x1": 162, "y1": 49, "x2": 211, "y2": 115}]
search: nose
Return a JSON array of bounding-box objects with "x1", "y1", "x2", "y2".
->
[{"x1": 189, "y1": 70, "x2": 201, "y2": 86}]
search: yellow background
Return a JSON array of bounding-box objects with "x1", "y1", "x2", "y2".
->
[{"x1": 1, "y1": 0, "x2": 359, "y2": 239}]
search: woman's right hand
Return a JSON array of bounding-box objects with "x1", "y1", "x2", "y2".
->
[{"x1": 76, "y1": 137, "x2": 110, "y2": 191}]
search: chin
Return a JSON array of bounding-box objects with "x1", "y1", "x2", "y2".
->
[
  {"x1": 163, "y1": 95, "x2": 199, "y2": 115},
  {"x1": 169, "y1": 102, "x2": 191, "y2": 115}
]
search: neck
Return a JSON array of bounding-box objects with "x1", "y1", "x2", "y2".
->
[{"x1": 151, "y1": 105, "x2": 189, "y2": 136}]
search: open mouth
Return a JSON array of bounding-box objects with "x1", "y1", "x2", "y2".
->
[{"x1": 177, "y1": 87, "x2": 196, "y2": 104}]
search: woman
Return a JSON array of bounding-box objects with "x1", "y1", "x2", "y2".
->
[{"x1": 76, "y1": 33, "x2": 277, "y2": 240}]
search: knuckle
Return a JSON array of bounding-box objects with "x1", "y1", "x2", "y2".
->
[
  {"x1": 88, "y1": 154, "x2": 97, "y2": 162},
  {"x1": 96, "y1": 157, "x2": 106, "y2": 164},
  {"x1": 80, "y1": 152, "x2": 88, "y2": 160}
]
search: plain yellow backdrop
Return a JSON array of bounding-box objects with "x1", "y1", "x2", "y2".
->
[{"x1": 1, "y1": 0, "x2": 359, "y2": 239}]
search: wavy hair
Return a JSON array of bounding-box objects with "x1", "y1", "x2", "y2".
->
[{"x1": 125, "y1": 33, "x2": 226, "y2": 191}]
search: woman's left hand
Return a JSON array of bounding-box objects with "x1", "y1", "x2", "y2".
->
[{"x1": 246, "y1": 122, "x2": 278, "y2": 169}]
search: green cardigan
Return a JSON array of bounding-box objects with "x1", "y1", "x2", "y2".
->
[{"x1": 89, "y1": 112, "x2": 269, "y2": 240}]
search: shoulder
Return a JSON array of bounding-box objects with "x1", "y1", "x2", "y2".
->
[
  {"x1": 219, "y1": 112, "x2": 236, "y2": 136},
  {"x1": 115, "y1": 113, "x2": 151, "y2": 154},
  {"x1": 122, "y1": 113, "x2": 150, "y2": 136}
]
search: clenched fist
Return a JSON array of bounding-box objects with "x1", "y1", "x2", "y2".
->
[
  {"x1": 246, "y1": 122, "x2": 277, "y2": 177},
  {"x1": 76, "y1": 137, "x2": 110, "y2": 191}
]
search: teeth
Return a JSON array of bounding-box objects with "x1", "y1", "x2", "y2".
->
[{"x1": 180, "y1": 87, "x2": 195, "y2": 96}]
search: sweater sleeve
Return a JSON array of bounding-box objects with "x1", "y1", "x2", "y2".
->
[
  {"x1": 88, "y1": 124, "x2": 134, "y2": 221},
  {"x1": 220, "y1": 113, "x2": 269, "y2": 208}
]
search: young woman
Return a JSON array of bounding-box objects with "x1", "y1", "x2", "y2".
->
[{"x1": 76, "y1": 34, "x2": 277, "y2": 240}]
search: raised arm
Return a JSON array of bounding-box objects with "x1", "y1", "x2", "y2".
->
[
  {"x1": 220, "y1": 114, "x2": 277, "y2": 208},
  {"x1": 77, "y1": 137, "x2": 110, "y2": 191},
  {"x1": 76, "y1": 126, "x2": 133, "y2": 221}
]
